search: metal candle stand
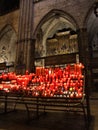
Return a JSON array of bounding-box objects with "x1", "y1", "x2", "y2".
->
[{"x1": 0, "y1": 63, "x2": 90, "y2": 129}]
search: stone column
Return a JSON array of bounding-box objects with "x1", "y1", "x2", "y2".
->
[
  {"x1": 15, "y1": 0, "x2": 35, "y2": 74},
  {"x1": 77, "y1": 28, "x2": 91, "y2": 121}
]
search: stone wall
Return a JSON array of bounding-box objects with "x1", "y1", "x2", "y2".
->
[
  {"x1": 0, "y1": 0, "x2": 95, "y2": 73},
  {"x1": 33, "y1": 0, "x2": 94, "y2": 33},
  {"x1": 0, "y1": 10, "x2": 19, "y2": 33},
  {"x1": 0, "y1": 0, "x2": 95, "y2": 36},
  {"x1": 0, "y1": 10, "x2": 19, "y2": 71}
]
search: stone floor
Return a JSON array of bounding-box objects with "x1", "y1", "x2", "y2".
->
[{"x1": 0, "y1": 93, "x2": 98, "y2": 130}]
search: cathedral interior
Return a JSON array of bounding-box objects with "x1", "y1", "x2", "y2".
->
[
  {"x1": 0, "y1": 0, "x2": 98, "y2": 130},
  {"x1": 0, "y1": 0, "x2": 98, "y2": 91}
]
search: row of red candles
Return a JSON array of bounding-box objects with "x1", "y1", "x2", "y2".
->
[{"x1": 0, "y1": 63, "x2": 84, "y2": 98}]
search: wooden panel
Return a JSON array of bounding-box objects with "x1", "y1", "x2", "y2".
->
[
  {"x1": 0, "y1": 62, "x2": 6, "y2": 70},
  {"x1": 45, "y1": 53, "x2": 77, "y2": 66}
]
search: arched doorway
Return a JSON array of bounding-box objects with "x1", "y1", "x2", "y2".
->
[
  {"x1": 85, "y1": 4, "x2": 98, "y2": 92},
  {"x1": 34, "y1": 10, "x2": 79, "y2": 67},
  {"x1": 0, "y1": 25, "x2": 17, "y2": 72}
]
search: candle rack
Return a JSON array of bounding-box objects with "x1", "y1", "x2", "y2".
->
[
  {"x1": 0, "y1": 63, "x2": 84, "y2": 98},
  {"x1": 0, "y1": 63, "x2": 89, "y2": 126}
]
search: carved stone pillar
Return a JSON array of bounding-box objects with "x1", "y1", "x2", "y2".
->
[
  {"x1": 15, "y1": 0, "x2": 35, "y2": 74},
  {"x1": 77, "y1": 28, "x2": 91, "y2": 120},
  {"x1": 78, "y1": 28, "x2": 92, "y2": 89}
]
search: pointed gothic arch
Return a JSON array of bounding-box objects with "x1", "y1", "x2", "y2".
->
[
  {"x1": 34, "y1": 9, "x2": 79, "y2": 37},
  {"x1": 34, "y1": 9, "x2": 79, "y2": 67},
  {"x1": 84, "y1": 3, "x2": 98, "y2": 48},
  {"x1": 0, "y1": 24, "x2": 17, "y2": 71},
  {"x1": 84, "y1": 3, "x2": 98, "y2": 91}
]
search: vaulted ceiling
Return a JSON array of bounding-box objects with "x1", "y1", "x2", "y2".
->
[{"x1": 0, "y1": 0, "x2": 19, "y2": 16}]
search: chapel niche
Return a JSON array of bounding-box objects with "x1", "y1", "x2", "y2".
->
[{"x1": 0, "y1": 25, "x2": 17, "y2": 72}]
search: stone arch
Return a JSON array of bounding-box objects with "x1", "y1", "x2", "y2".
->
[
  {"x1": 0, "y1": 24, "x2": 17, "y2": 71},
  {"x1": 34, "y1": 9, "x2": 79, "y2": 66},
  {"x1": 34, "y1": 9, "x2": 79, "y2": 37},
  {"x1": 84, "y1": 3, "x2": 98, "y2": 50},
  {"x1": 84, "y1": 2, "x2": 98, "y2": 90}
]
